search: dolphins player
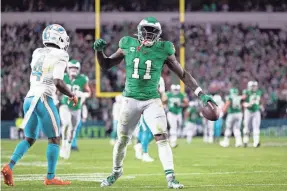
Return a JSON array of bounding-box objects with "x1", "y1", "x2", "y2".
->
[{"x1": 1, "y1": 24, "x2": 77, "y2": 186}]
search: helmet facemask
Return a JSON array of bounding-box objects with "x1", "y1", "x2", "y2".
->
[
  {"x1": 137, "y1": 17, "x2": 162, "y2": 47},
  {"x1": 171, "y1": 84, "x2": 180, "y2": 95},
  {"x1": 67, "y1": 60, "x2": 81, "y2": 78},
  {"x1": 138, "y1": 25, "x2": 161, "y2": 46}
]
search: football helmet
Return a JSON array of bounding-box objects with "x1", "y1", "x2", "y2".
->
[
  {"x1": 137, "y1": 17, "x2": 162, "y2": 47},
  {"x1": 67, "y1": 60, "x2": 81, "y2": 77},
  {"x1": 42, "y1": 24, "x2": 70, "y2": 51},
  {"x1": 171, "y1": 84, "x2": 180, "y2": 95}
]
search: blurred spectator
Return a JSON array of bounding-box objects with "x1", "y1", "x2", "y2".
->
[
  {"x1": 2, "y1": 0, "x2": 287, "y2": 12},
  {"x1": 1, "y1": 22, "x2": 287, "y2": 121}
]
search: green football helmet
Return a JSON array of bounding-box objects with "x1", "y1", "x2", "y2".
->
[
  {"x1": 67, "y1": 59, "x2": 81, "y2": 76},
  {"x1": 229, "y1": 88, "x2": 239, "y2": 95},
  {"x1": 137, "y1": 17, "x2": 162, "y2": 47}
]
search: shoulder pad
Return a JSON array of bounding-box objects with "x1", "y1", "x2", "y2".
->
[
  {"x1": 57, "y1": 49, "x2": 69, "y2": 62},
  {"x1": 80, "y1": 74, "x2": 89, "y2": 82},
  {"x1": 164, "y1": 41, "x2": 175, "y2": 56},
  {"x1": 242, "y1": 89, "x2": 248, "y2": 94},
  {"x1": 119, "y1": 36, "x2": 133, "y2": 49},
  {"x1": 32, "y1": 48, "x2": 42, "y2": 57}
]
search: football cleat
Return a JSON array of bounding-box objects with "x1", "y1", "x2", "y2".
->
[
  {"x1": 254, "y1": 142, "x2": 261, "y2": 148},
  {"x1": 168, "y1": 179, "x2": 184, "y2": 189},
  {"x1": 142, "y1": 153, "x2": 154, "y2": 162},
  {"x1": 1, "y1": 164, "x2": 14, "y2": 186},
  {"x1": 219, "y1": 141, "x2": 229, "y2": 148},
  {"x1": 101, "y1": 169, "x2": 123, "y2": 187},
  {"x1": 44, "y1": 177, "x2": 71, "y2": 185},
  {"x1": 71, "y1": 146, "x2": 79, "y2": 151}
]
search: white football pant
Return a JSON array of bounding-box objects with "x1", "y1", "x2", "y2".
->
[
  {"x1": 243, "y1": 110, "x2": 261, "y2": 147},
  {"x1": 167, "y1": 112, "x2": 182, "y2": 147}
]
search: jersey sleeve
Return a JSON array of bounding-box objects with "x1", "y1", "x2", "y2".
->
[
  {"x1": 119, "y1": 36, "x2": 130, "y2": 49},
  {"x1": 164, "y1": 41, "x2": 175, "y2": 56},
  {"x1": 242, "y1": 89, "x2": 248, "y2": 95},
  {"x1": 53, "y1": 51, "x2": 69, "y2": 80},
  {"x1": 81, "y1": 74, "x2": 89, "y2": 84}
]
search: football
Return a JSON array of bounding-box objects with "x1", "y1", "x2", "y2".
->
[{"x1": 201, "y1": 101, "x2": 219, "y2": 121}]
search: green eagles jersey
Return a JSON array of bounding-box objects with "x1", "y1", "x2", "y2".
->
[
  {"x1": 226, "y1": 95, "x2": 242, "y2": 114},
  {"x1": 119, "y1": 36, "x2": 175, "y2": 100},
  {"x1": 186, "y1": 107, "x2": 201, "y2": 124},
  {"x1": 243, "y1": 89, "x2": 263, "y2": 112},
  {"x1": 61, "y1": 73, "x2": 89, "y2": 110},
  {"x1": 166, "y1": 92, "x2": 186, "y2": 114}
]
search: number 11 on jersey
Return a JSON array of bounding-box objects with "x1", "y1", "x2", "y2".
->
[{"x1": 132, "y1": 58, "x2": 152, "y2": 80}]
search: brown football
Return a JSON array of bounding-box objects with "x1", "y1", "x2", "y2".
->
[{"x1": 201, "y1": 101, "x2": 219, "y2": 121}]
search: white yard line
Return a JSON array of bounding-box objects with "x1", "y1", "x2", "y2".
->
[
  {"x1": 12, "y1": 170, "x2": 286, "y2": 182},
  {"x1": 42, "y1": 183, "x2": 287, "y2": 190}
]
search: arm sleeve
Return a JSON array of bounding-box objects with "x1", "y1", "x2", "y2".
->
[
  {"x1": 158, "y1": 77, "x2": 165, "y2": 93},
  {"x1": 53, "y1": 61, "x2": 67, "y2": 80},
  {"x1": 53, "y1": 52, "x2": 69, "y2": 80}
]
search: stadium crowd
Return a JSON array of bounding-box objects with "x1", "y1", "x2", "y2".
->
[
  {"x1": 2, "y1": 0, "x2": 287, "y2": 12},
  {"x1": 1, "y1": 22, "x2": 287, "y2": 121}
]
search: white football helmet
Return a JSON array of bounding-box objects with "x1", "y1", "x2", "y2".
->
[
  {"x1": 67, "y1": 60, "x2": 81, "y2": 76},
  {"x1": 247, "y1": 81, "x2": 258, "y2": 91},
  {"x1": 42, "y1": 24, "x2": 70, "y2": 51},
  {"x1": 247, "y1": 81, "x2": 254, "y2": 90},
  {"x1": 171, "y1": 84, "x2": 180, "y2": 95}
]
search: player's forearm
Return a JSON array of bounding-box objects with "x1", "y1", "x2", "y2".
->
[
  {"x1": 180, "y1": 70, "x2": 200, "y2": 93},
  {"x1": 96, "y1": 50, "x2": 124, "y2": 71},
  {"x1": 54, "y1": 79, "x2": 74, "y2": 97}
]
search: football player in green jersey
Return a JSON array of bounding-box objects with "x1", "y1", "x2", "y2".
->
[
  {"x1": 184, "y1": 101, "x2": 202, "y2": 144},
  {"x1": 165, "y1": 84, "x2": 188, "y2": 148},
  {"x1": 93, "y1": 17, "x2": 216, "y2": 189},
  {"x1": 219, "y1": 88, "x2": 244, "y2": 148},
  {"x1": 242, "y1": 81, "x2": 264, "y2": 148},
  {"x1": 59, "y1": 60, "x2": 91, "y2": 159}
]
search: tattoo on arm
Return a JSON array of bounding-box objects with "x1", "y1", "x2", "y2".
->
[
  {"x1": 165, "y1": 55, "x2": 199, "y2": 92},
  {"x1": 96, "y1": 48, "x2": 125, "y2": 71}
]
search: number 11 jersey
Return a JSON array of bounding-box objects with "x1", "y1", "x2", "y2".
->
[{"x1": 119, "y1": 36, "x2": 175, "y2": 100}]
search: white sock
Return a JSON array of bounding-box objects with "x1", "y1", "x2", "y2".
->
[
  {"x1": 186, "y1": 136, "x2": 192, "y2": 144},
  {"x1": 253, "y1": 135, "x2": 260, "y2": 147},
  {"x1": 157, "y1": 140, "x2": 174, "y2": 181},
  {"x1": 113, "y1": 136, "x2": 129, "y2": 172},
  {"x1": 235, "y1": 136, "x2": 242, "y2": 145},
  {"x1": 243, "y1": 135, "x2": 249, "y2": 144}
]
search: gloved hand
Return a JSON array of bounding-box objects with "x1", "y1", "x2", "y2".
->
[
  {"x1": 68, "y1": 94, "x2": 78, "y2": 106},
  {"x1": 93, "y1": 39, "x2": 107, "y2": 51},
  {"x1": 199, "y1": 94, "x2": 217, "y2": 106}
]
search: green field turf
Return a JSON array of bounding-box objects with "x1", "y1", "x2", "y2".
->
[{"x1": 1, "y1": 137, "x2": 287, "y2": 191}]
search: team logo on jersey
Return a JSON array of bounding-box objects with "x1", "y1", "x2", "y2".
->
[{"x1": 130, "y1": 47, "x2": 135, "y2": 52}]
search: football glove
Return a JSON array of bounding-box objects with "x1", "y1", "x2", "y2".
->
[
  {"x1": 93, "y1": 39, "x2": 107, "y2": 51},
  {"x1": 199, "y1": 94, "x2": 217, "y2": 106},
  {"x1": 68, "y1": 94, "x2": 79, "y2": 106}
]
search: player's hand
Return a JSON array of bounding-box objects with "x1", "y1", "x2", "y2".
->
[
  {"x1": 200, "y1": 94, "x2": 217, "y2": 106},
  {"x1": 93, "y1": 39, "x2": 107, "y2": 51},
  {"x1": 68, "y1": 94, "x2": 78, "y2": 106}
]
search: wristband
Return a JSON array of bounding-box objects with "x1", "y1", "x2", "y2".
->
[{"x1": 194, "y1": 87, "x2": 203, "y2": 96}]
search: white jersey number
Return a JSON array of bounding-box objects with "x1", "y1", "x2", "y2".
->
[
  {"x1": 132, "y1": 58, "x2": 152, "y2": 80},
  {"x1": 232, "y1": 96, "x2": 242, "y2": 109}
]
